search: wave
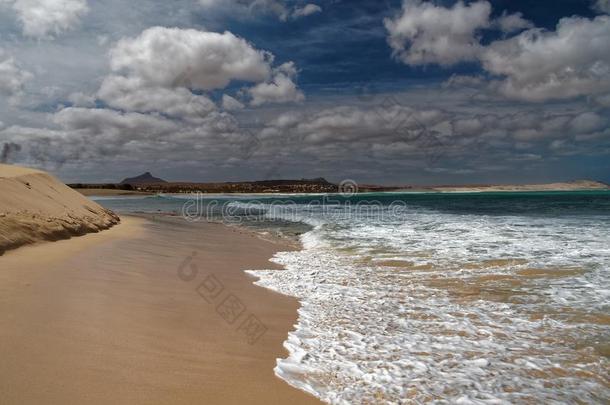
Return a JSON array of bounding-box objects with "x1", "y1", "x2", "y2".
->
[{"x1": 247, "y1": 203, "x2": 610, "y2": 404}]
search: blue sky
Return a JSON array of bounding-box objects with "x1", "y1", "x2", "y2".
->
[
  {"x1": 0, "y1": 0, "x2": 609, "y2": 185},
  {"x1": 223, "y1": 0, "x2": 597, "y2": 92}
]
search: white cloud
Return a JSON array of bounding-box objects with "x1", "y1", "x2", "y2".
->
[
  {"x1": 3, "y1": 87, "x2": 608, "y2": 182},
  {"x1": 248, "y1": 62, "x2": 304, "y2": 106},
  {"x1": 386, "y1": 1, "x2": 610, "y2": 102},
  {"x1": 53, "y1": 107, "x2": 178, "y2": 136},
  {"x1": 0, "y1": 101, "x2": 257, "y2": 174},
  {"x1": 67, "y1": 91, "x2": 95, "y2": 107},
  {"x1": 109, "y1": 27, "x2": 273, "y2": 91},
  {"x1": 0, "y1": 25, "x2": 310, "y2": 172},
  {"x1": 569, "y1": 112, "x2": 606, "y2": 133},
  {"x1": 0, "y1": 0, "x2": 606, "y2": 181},
  {"x1": 99, "y1": 27, "x2": 303, "y2": 114},
  {"x1": 592, "y1": 0, "x2": 610, "y2": 13},
  {"x1": 98, "y1": 75, "x2": 217, "y2": 121},
  {"x1": 248, "y1": 74, "x2": 305, "y2": 106},
  {"x1": 0, "y1": 51, "x2": 33, "y2": 99},
  {"x1": 494, "y1": 11, "x2": 533, "y2": 33},
  {"x1": 222, "y1": 94, "x2": 245, "y2": 111},
  {"x1": 384, "y1": 0, "x2": 492, "y2": 66},
  {"x1": 482, "y1": 15, "x2": 610, "y2": 101},
  {"x1": 292, "y1": 3, "x2": 322, "y2": 18},
  {"x1": 7, "y1": 0, "x2": 89, "y2": 39}
]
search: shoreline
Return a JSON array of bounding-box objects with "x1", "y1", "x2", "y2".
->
[
  {"x1": 0, "y1": 214, "x2": 321, "y2": 404},
  {"x1": 78, "y1": 188, "x2": 610, "y2": 200},
  {"x1": 72, "y1": 179, "x2": 609, "y2": 198}
]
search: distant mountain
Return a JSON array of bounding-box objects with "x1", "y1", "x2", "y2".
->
[{"x1": 120, "y1": 172, "x2": 166, "y2": 184}]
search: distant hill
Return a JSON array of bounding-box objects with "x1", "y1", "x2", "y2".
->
[{"x1": 120, "y1": 172, "x2": 167, "y2": 185}]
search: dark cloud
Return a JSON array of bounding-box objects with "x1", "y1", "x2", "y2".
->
[{"x1": 1, "y1": 142, "x2": 21, "y2": 163}]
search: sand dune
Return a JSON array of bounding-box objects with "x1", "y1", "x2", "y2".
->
[
  {"x1": 431, "y1": 180, "x2": 609, "y2": 192},
  {"x1": 0, "y1": 164, "x2": 120, "y2": 255}
]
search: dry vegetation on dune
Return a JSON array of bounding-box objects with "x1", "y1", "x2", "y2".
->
[{"x1": 0, "y1": 164, "x2": 120, "y2": 255}]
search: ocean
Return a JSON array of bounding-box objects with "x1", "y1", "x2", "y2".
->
[{"x1": 96, "y1": 191, "x2": 610, "y2": 404}]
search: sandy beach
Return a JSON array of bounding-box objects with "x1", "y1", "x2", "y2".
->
[
  {"x1": 0, "y1": 214, "x2": 321, "y2": 404},
  {"x1": 0, "y1": 164, "x2": 120, "y2": 255},
  {"x1": 2, "y1": 1, "x2": 608, "y2": 401}
]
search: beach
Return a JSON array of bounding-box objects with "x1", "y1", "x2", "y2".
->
[
  {"x1": 0, "y1": 214, "x2": 320, "y2": 404},
  {"x1": 2, "y1": 162, "x2": 609, "y2": 403},
  {"x1": 3, "y1": 0, "x2": 609, "y2": 401},
  {"x1": 110, "y1": 192, "x2": 606, "y2": 403},
  {"x1": 0, "y1": 164, "x2": 120, "y2": 255}
]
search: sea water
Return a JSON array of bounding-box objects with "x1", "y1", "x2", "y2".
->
[{"x1": 97, "y1": 191, "x2": 610, "y2": 404}]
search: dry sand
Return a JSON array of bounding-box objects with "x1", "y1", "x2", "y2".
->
[
  {"x1": 0, "y1": 164, "x2": 120, "y2": 255},
  {"x1": 0, "y1": 215, "x2": 321, "y2": 404},
  {"x1": 430, "y1": 180, "x2": 609, "y2": 192}
]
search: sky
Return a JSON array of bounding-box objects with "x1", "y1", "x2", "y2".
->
[{"x1": 0, "y1": 0, "x2": 609, "y2": 185}]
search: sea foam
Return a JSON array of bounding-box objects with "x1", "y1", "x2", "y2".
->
[{"x1": 247, "y1": 204, "x2": 610, "y2": 404}]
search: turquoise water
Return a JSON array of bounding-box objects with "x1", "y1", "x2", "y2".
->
[
  {"x1": 96, "y1": 191, "x2": 610, "y2": 404},
  {"x1": 96, "y1": 190, "x2": 610, "y2": 215}
]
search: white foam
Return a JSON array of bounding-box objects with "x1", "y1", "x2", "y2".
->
[{"x1": 248, "y1": 205, "x2": 610, "y2": 404}]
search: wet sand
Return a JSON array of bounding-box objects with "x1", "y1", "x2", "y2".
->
[{"x1": 0, "y1": 215, "x2": 321, "y2": 404}]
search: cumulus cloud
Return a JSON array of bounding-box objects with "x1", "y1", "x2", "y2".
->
[
  {"x1": 6, "y1": 0, "x2": 89, "y2": 39},
  {"x1": 0, "y1": 26, "x2": 308, "y2": 173},
  {"x1": 248, "y1": 62, "x2": 304, "y2": 106},
  {"x1": 98, "y1": 75, "x2": 217, "y2": 120},
  {"x1": 481, "y1": 15, "x2": 610, "y2": 101},
  {"x1": 569, "y1": 112, "x2": 606, "y2": 133},
  {"x1": 67, "y1": 91, "x2": 95, "y2": 107},
  {"x1": 0, "y1": 102, "x2": 251, "y2": 171},
  {"x1": 3, "y1": 86, "x2": 608, "y2": 181},
  {"x1": 97, "y1": 27, "x2": 302, "y2": 118},
  {"x1": 387, "y1": 1, "x2": 610, "y2": 103},
  {"x1": 222, "y1": 94, "x2": 245, "y2": 111},
  {"x1": 592, "y1": 0, "x2": 610, "y2": 13},
  {"x1": 248, "y1": 102, "x2": 610, "y2": 179},
  {"x1": 53, "y1": 107, "x2": 178, "y2": 136},
  {"x1": 1, "y1": 1, "x2": 606, "y2": 182},
  {"x1": 384, "y1": 0, "x2": 492, "y2": 66},
  {"x1": 286, "y1": 102, "x2": 606, "y2": 150},
  {"x1": 0, "y1": 51, "x2": 33, "y2": 100},
  {"x1": 494, "y1": 11, "x2": 533, "y2": 33},
  {"x1": 108, "y1": 27, "x2": 273, "y2": 91}
]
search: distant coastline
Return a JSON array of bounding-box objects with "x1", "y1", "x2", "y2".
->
[{"x1": 69, "y1": 178, "x2": 610, "y2": 196}]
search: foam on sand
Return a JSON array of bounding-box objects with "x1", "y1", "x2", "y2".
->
[
  {"x1": 246, "y1": 201, "x2": 610, "y2": 404},
  {"x1": 0, "y1": 164, "x2": 120, "y2": 255}
]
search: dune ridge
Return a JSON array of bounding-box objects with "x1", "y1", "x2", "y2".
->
[{"x1": 0, "y1": 164, "x2": 120, "y2": 255}]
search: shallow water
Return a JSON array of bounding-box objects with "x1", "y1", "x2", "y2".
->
[{"x1": 98, "y1": 191, "x2": 610, "y2": 404}]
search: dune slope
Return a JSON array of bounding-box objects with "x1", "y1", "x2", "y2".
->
[{"x1": 0, "y1": 164, "x2": 119, "y2": 255}]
